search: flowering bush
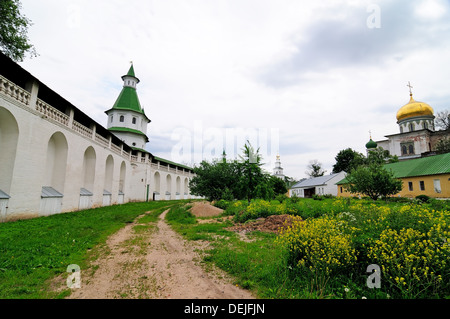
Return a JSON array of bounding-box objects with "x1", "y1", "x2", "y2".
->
[{"x1": 277, "y1": 216, "x2": 357, "y2": 275}]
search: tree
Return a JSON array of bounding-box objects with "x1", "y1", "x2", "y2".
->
[
  {"x1": 306, "y1": 160, "x2": 326, "y2": 178},
  {"x1": 366, "y1": 147, "x2": 399, "y2": 165},
  {"x1": 435, "y1": 137, "x2": 450, "y2": 154},
  {"x1": 344, "y1": 163, "x2": 403, "y2": 200},
  {"x1": 0, "y1": 0, "x2": 37, "y2": 62},
  {"x1": 435, "y1": 110, "x2": 450, "y2": 131},
  {"x1": 239, "y1": 141, "x2": 266, "y2": 203},
  {"x1": 189, "y1": 159, "x2": 241, "y2": 201},
  {"x1": 332, "y1": 148, "x2": 365, "y2": 173}
]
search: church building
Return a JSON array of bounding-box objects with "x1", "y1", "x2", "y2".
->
[
  {"x1": 369, "y1": 83, "x2": 449, "y2": 160},
  {"x1": 0, "y1": 52, "x2": 196, "y2": 223}
]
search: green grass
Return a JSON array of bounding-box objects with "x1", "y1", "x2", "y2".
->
[
  {"x1": 166, "y1": 200, "x2": 450, "y2": 299},
  {"x1": 0, "y1": 200, "x2": 182, "y2": 299}
]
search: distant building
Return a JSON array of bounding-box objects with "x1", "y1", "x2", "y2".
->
[
  {"x1": 337, "y1": 152, "x2": 450, "y2": 199},
  {"x1": 289, "y1": 172, "x2": 346, "y2": 198},
  {"x1": 371, "y1": 85, "x2": 449, "y2": 160},
  {"x1": 273, "y1": 154, "x2": 285, "y2": 180}
]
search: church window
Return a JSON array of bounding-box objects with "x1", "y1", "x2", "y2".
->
[
  {"x1": 419, "y1": 181, "x2": 425, "y2": 191},
  {"x1": 408, "y1": 144, "x2": 414, "y2": 154},
  {"x1": 409, "y1": 123, "x2": 414, "y2": 132},
  {"x1": 120, "y1": 115, "x2": 124, "y2": 122},
  {"x1": 110, "y1": 115, "x2": 113, "y2": 123},
  {"x1": 132, "y1": 117, "x2": 137, "y2": 124},
  {"x1": 424, "y1": 122, "x2": 428, "y2": 130},
  {"x1": 402, "y1": 145, "x2": 407, "y2": 155},
  {"x1": 408, "y1": 182, "x2": 413, "y2": 191}
]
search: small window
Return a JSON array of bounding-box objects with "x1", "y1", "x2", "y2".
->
[
  {"x1": 120, "y1": 115, "x2": 125, "y2": 123},
  {"x1": 408, "y1": 182, "x2": 413, "y2": 191},
  {"x1": 110, "y1": 115, "x2": 113, "y2": 123},
  {"x1": 419, "y1": 181, "x2": 425, "y2": 191},
  {"x1": 340, "y1": 187, "x2": 343, "y2": 193},
  {"x1": 132, "y1": 117, "x2": 137, "y2": 124}
]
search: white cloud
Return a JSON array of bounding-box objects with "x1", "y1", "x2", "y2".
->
[{"x1": 18, "y1": 0, "x2": 450, "y2": 180}]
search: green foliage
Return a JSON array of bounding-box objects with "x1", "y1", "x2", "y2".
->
[
  {"x1": 332, "y1": 148, "x2": 366, "y2": 173},
  {"x1": 415, "y1": 194, "x2": 431, "y2": 203},
  {"x1": 190, "y1": 142, "x2": 287, "y2": 202},
  {"x1": 0, "y1": 0, "x2": 37, "y2": 61},
  {"x1": 344, "y1": 163, "x2": 403, "y2": 200},
  {"x1": 164, "y1": 198, "x2": 450, "y2": 299}
]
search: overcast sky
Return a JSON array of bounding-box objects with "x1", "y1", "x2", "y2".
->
[{"x1": 19, "y1": 0, "x2": 450, "y2": 180}]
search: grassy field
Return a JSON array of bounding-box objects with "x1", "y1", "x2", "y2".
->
[
  {"x1": 167, "y1": 198, "x2": 450, "y2": 299},
  {"x1": 0, "y1": 201, "x2": 181, "y2": 299},
  {"x1": 1, "y1": 197, "x2": 448, "y2": 299}
]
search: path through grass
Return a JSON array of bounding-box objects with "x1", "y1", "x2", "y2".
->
[{"x1": 0, "y1": 201, "x2": 182, "y2": 299}]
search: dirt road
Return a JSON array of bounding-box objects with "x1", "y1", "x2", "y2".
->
[{"x1": 67, "y1": 207, "x2": 254, "y2": 299}]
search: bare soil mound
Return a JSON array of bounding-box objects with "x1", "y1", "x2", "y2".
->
[
  {"x1": 189, "y1": 201, "x2": 223, "y2": 217},
  {"x1": 227, "y1": 214, "x2": 295, "y2": 234}
]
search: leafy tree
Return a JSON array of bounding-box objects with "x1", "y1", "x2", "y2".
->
[
  {"x1": 189, "y1": 142, "x2": 286, "y2": 202},
  {"x1": 332, "y1": 148, "x2": 365, "y2": 173},
  {"x1": 238, "y1": 141, "x2": 266, "y2": 202},
  {"x1": 435, "y1": 137, "x2": 450, "y2": 154},
  {"x1": 306, "y1": 159, "x2": 326, "y2": 178},
  {"x1": 189, "y1": 159, "x2": 241, "y2": 201},
  {"x1": 344, "y1": 163, "x2": 403, "y2": 201},
  {"x1": 0, "y1": 0, "x2": 37, "y2": 62},
  {"x1": 366, "y1": 147, "x2": 399, "y2": 165}
]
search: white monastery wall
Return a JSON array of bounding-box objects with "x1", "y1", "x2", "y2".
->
[{"x1": 0, "y1": 72, "x2": 195, "y2": 222}]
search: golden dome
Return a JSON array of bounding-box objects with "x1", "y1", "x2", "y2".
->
[{"x1": 396, "y1": 94, "x2": 434, "y2": 122}]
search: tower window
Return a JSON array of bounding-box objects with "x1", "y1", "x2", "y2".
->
[
  {"x1": 110, "y1": 115, "x2": 113, "y2": 123},
  {"x1": 132, "y1": 117, "x2": 137, "y2": 124},
  {"x1": 120, "y1": 115, "x2": 125, "y2": 123}
]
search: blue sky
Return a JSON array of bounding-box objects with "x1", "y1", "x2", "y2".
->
[{"x1": 19, "y1": 0, "x2": 450, "y2": 180}]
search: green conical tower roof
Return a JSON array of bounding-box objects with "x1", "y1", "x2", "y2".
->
[
  {"x1": 126, "y1": 64, "x2": 136, "y2": 77},
  {"x1": 112, "y1": 86, "x2": 142, "y2": 113},
  {"x1": 106, "y1": 64, "x2": 148, "y2": 120}
]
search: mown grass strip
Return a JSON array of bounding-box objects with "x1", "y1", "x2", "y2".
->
[{"x1": 0, "y1": 200, "x2": 184, "y2": 299}]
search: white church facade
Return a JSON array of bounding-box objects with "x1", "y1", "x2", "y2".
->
[{"x1": 0, "y1": 52, "x2": 196, "y2": 223}]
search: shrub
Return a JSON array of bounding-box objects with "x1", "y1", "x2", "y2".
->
[
  {"x1": 416, "y1": 195, "x2": 431, "y2": 203},
  {"x1": 367, "y1": 227, "x2": 449, "y2": 298},
  {"x1": 277, "y1": 216, "x2": 357, "y2": 276},
  {"x1": 214, "y1": 199, "x2": 231, "y2": 210}
]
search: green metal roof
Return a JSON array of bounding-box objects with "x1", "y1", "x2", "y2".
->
[
  {"x1": 385, "y1": 153, "x2": 450, "y2": 178},
  {"x1": 154, "y1": 156, "x2": 193, "y2": 171},
  {"x1": 365, "y1": 139, "x2": 378, "y2": 149},
  {"x1": 127, "y1": 64, "x2": 136, "y2": 77},
  {"x1": 111, "y1": 86, "x2": 143, "y2": 114},
  {"x1": 108, "y1": 126, "x2": 149, "y2": 142},
  {"x1": 337, "y1": 153, "x2": 450, "y2": 184}
]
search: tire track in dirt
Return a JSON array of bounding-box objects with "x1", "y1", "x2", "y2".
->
[{"x1": 67, "y1": 209, "x2": 254, "y2": 299}]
